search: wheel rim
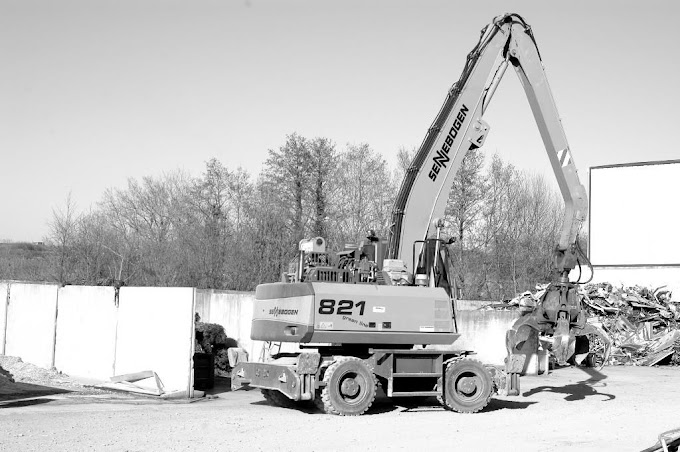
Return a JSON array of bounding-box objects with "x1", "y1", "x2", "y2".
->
[
  {"x1": 456, "y1": 375, "x2": 481, "y2": 396},
  {"x1": 337, "y1": 371, "x2": 367, "y2": 405},
  {"x1": 587, "y1": 333, "x2": 606, "y2": 367},
  {"x1": 449, "y1": 370, "x2": 486, "y2": 404}
]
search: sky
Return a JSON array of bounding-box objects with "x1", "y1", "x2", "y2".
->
[{"x1": 2, "y1": 0, "x2": 679, "y2": 242}]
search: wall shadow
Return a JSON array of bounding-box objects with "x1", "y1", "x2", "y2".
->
[
  {"x1": 0, "y1": 382, "x2": 71, "y2": 403},
  {"x1": 0, "y1": 397, "x2": 56, "y2": 409}
]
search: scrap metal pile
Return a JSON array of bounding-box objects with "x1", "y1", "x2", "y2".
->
[
  {"x1": 581, "y1": 283, "x2": 680, "y2": 366},
  {"x1": 500, "y1": 283, "x2": 680, "y2": 366}
]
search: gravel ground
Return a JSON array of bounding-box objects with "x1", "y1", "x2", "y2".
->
[
  {"x1": 0, "y1": 356, "x2": 136, "y2": 400},
  {"x1": 1, "y1": 365, "x2": 679, "y2": 451}
]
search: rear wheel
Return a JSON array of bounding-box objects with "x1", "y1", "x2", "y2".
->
[
  {"x1": 320, "y1": 357, "x2": 377, "y2": 416},
  {"x1": 440, "y1": 358, "x2": 493, "y2": 413}
]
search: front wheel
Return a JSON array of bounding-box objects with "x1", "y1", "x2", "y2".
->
[
  {"x1": 319, "y1": 357, "x2": 377, "y2": 416},
  {"x1": 440, "y1": 358, "x2": 493, "y2": 413}
]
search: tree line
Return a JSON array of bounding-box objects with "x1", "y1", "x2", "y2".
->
[{"x1": 0, "y1": 133, "x2": 579, "y2": 300}]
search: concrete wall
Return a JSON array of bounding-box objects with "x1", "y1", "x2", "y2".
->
[
  {"x1": 456, "y1": 299, "x2": 494, "y2": 311},
  {"x1": 454, "y1": 309, "x2": 519, "y2": 365},
  {"x1": 0, "y1": 282, "x2": 196, "y2": 394},
  {"x1": 0, "y1": 280, "x2": 515, "y2": 387},
  {"x1": 54, "y1": 286, "x2": 118, "y2": 381},
  {"x1": 4, "y1": 282, "x2": 59, "y2": 369},
  {"x1": 195, "y1": 290, "x2": 262, "y2": 360},
  {"x1": 114, "y1": 287, "x2": 195, "y2": 394}
]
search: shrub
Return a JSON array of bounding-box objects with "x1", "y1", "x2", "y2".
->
[{"x1": 195, "y1": 322, "x2": 238, "y2": 373}]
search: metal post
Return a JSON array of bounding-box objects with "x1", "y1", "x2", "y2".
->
[
  {"x1": 50, "y1": 285, "x2": 60, "y2": 368},
  {"x1": 112, "y1": 286, "x2": 120, "y2": 377},
  {"x1": 187, "y1": 288, "x2": 196, "y2": 399},
  {"x1": 1, "y1": 283, "x2": 9, "y2": 355}
]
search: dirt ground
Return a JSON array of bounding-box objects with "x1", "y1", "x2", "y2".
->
[
  {"x1": 0, "y1": 356, "x2": 137, "y2": 402},
  {"x1": 1, "y1": 365, "x2": 679, "y2": 451}
]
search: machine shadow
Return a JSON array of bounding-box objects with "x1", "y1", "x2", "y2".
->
[
  {"x1": 482, "y1": 399, "x2": 538, "y2": 412},
  {"x1": 384, "y1": 396, "x2": 536, "y2": 414},
  {"x1": 522, "y1": 367, "x2": 615, "y2": 402},
  {"x1": 250, "y1": 394, "x2": 535, "y2": 415}
]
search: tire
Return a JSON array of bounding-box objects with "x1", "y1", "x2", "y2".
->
[
  {"x1": 320, "y1": 357, "x2": 377, "y2": 416},
  {"x1": 441, "y1": 358, "x2": 493, "y2": 414},
  {"x1": 313, "y1": 388, "x2": 326, "y2": 413},
  {"x1": 260, "y1": 388, "x2": 296, "y2": 409}
]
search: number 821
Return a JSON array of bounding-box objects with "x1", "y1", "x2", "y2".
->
[{"x1": 318, "y1": 299, "x2": 366, "y2": 316}]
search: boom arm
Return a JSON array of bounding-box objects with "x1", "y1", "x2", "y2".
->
[{"x1": 387, "y1": 14, "x2": 588, "y2": 279}]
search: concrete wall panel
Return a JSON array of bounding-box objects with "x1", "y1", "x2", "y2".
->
[
  {"x1": 115, "y1": 287, "x2": 195, "y2": 393},
  {"x1": 4, "y1": 283, "x2": 59, "y2": 369},
  {"x1": 54, "y1": 286, "x2": 117, "y2": 381},
  {"x1": 0, "y1": 282, "x2": 8, "y2": 354},
  {"x1": 197, "y1": 290, "x2": 261, "y2": 359},
  {"x1": 452, "y1": 310, "x2": 519, "y2": 365},
  {"x1": 194, "y1": 290, "x2": 211, "y2": 325}
]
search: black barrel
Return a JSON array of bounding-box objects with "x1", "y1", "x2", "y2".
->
[{"x1": 193, "y1": 353, "x2": 215, "y2": 390}]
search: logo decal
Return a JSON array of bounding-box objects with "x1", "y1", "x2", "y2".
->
[
  {"x1": 268, "y1": 307, "x2": 299, "y2": 317},
  {"x1": 429, "y1": 104, "x2": 469, "y2": 182}
]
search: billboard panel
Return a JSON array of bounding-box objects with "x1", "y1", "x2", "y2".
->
[{"x1": 590, "y1": 161, "x2": 680, "y2": 266}]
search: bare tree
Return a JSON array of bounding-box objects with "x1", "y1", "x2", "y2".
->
[
  {"x1": 445, "y1": 148, "x2": 486, "y2": 297},
  {"x1": 394, "y1": 146, "x2": 417, "y2": 184},
  {"x1": 263, "y1": 133, "x2": 311, "y2": 245},
  {"x1": 100, "y1": 172, "x2": 188, "y2": 286},
  {"x1": 48, "y1": 192, "x2": 80, "y2": 284},
  {"x1": 308, "y1": 137, "x2": 337, "y2": 239},
  {"x1": 332, "y1": 143, "x2": 395, "y2": 246}
]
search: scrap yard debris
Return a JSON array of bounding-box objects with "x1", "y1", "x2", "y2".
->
[
  {"x1": 582, "y1": 283, "x2": 680, "y2": 366},
  {"x1": 496, "y1": 283, "x2": 680, "y2": 366}
]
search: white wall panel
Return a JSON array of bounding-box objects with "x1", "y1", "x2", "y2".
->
[
  {"x1": 196, "y1": 290, "x2": 264, "y2": 360},
  {"x1": 590, "y1": 162, "x2": 680, "y2": 266},
  {"x1": 115, "y1": 287, "x2": 195, "y2": 393},
  {"x1": 448, "y1": 310, "x2": 520, "y2": 365},
  {"x1": 54, "y1": 286, "x2": 117, "y2": 381},
  {"x1": 4, "y1": 283, "x2": 59, "y2": 369}
]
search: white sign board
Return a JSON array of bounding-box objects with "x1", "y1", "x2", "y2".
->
[{"x1": 589, "y1": 161, "x2": 680, "y2": 266}]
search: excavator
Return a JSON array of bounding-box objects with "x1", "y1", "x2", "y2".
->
[{"x1": 232, "y1": 13, "x2": 591, "y2": 416}]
